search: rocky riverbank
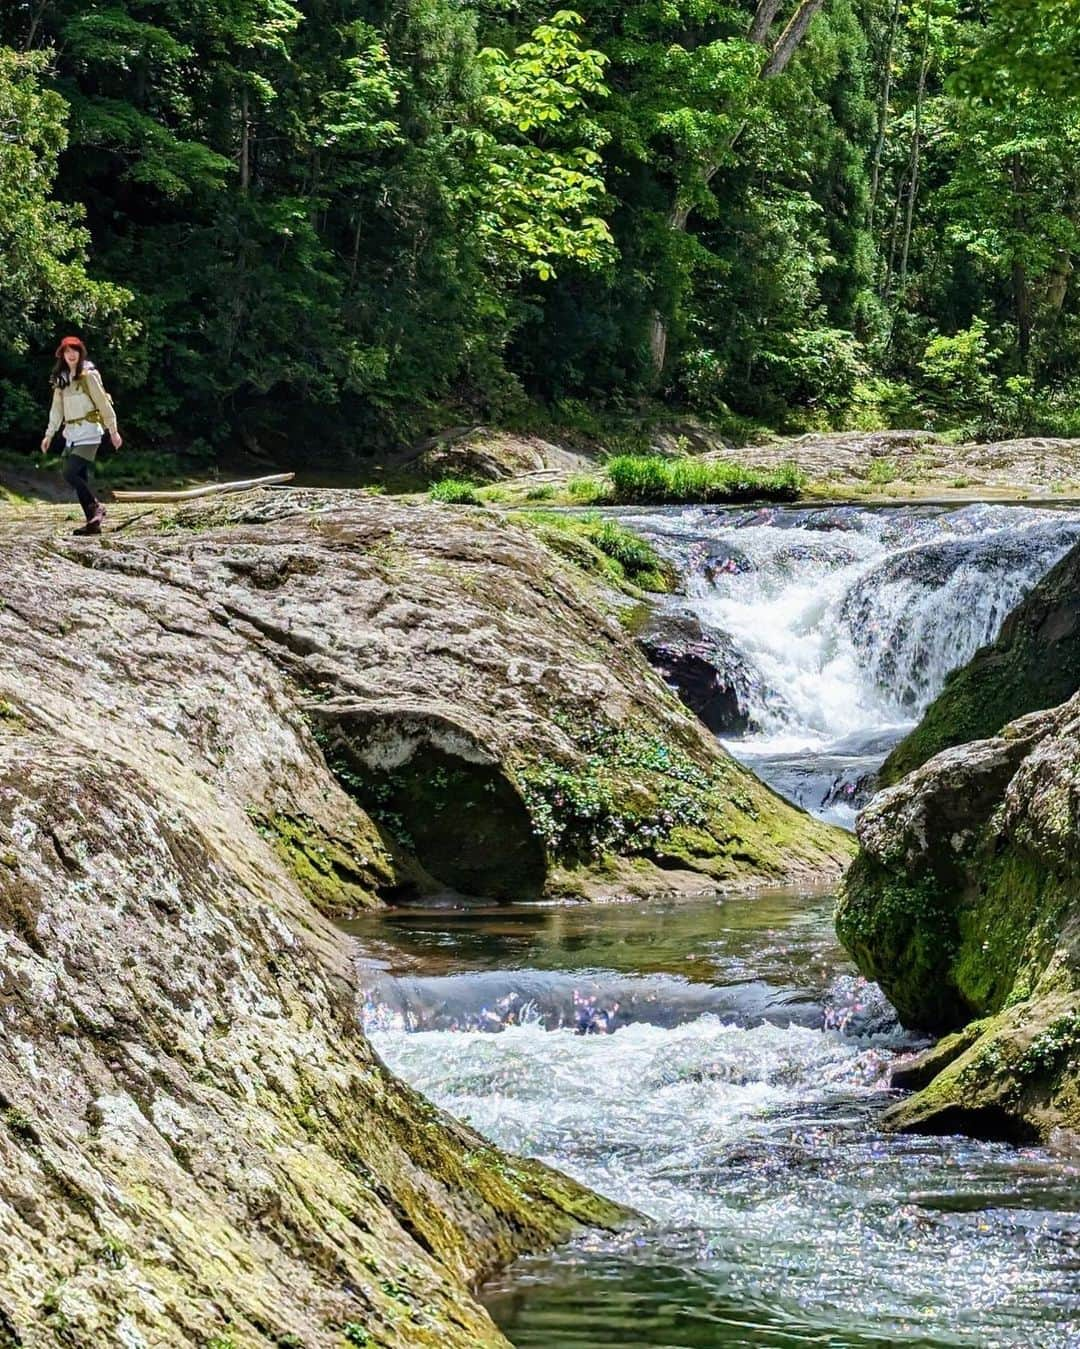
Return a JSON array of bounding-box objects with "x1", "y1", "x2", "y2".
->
[
  {"x1": 0, "y1": 488, "x2": 848, "y2": 1344},
  {"x1": 389, "y1": 427, "x2": 1080, "y2": 503},
  {"x1": 837, "y1": 540, "x2": 1080, "y2": 1143}
]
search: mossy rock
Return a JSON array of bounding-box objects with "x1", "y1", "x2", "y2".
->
[{"x1": 838, "y1": 688, "x2": 1080, "y2": 1141}]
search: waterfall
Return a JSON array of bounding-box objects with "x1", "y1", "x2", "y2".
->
[{"x1": 618, "y1": 503, "x2": 1080, "y2": 820}]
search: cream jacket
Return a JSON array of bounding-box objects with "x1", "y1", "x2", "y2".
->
[{"x1": 45, "y1": 366, "x2": 118, "y2": 443}]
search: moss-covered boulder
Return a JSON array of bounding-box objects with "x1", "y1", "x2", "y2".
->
[
  {"x1": 837, "y1": 693, "x2": 1080, "y2": 1142},
  {"x1": 0, "y1": 729, "x2": 627, "y2": 1347},
  {"x1": 879, "y1": 541, "x2": 1080, "y2": 786},
  {"x1": 4, "y1": 490, "x2": 846, "y2": 904}
]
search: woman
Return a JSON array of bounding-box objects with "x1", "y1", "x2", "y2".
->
[{"x1": 41, "y1": 336, "x2": 122, "y2": 535}]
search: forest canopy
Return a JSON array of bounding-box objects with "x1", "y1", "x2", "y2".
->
[{"x1": 1, "y1": 0, "x2": 1078, "y2": 457}]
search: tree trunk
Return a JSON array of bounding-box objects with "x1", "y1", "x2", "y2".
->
[
  {"x1": 647, "y1": 0, "x2": 828, "y2": 382},
  {"x1": 761, "y1": 0, "x2": 827, "y2": 77},
  {"x1": 1011, "y1": 155, "x2": 1032, "y2": 366},
  {"x1": 24, "y1": 0, "x2": 48, "y2": 49},
  {"x1": 882, "y1": 169, "x2": 905, "y2": 303},
  {"x1": 240, "y1": 86, "x2": 251, "y2": 193},
  {"x1": 748, "y1": 0, "x2": 785, "y2": 44},
  {"x1": 896, "y1": 0, "x2": 931, "y2": 300},
  {"x1": 869, "y1": 0, "x2": 902, "y2": 232},
  {"x1": 1046, "y1": 250, "x2": 1073, "y2": 313},
  {"x1": 349, "y1": 213, "x2": 364, "y2": 287}
]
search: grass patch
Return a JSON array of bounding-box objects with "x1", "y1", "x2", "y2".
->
[
  {"x1": 511, "y1": 510, "x2": 675, "y2": 593},
  {"x1": 566, "y1": 473, "x2": 610, "y2": 504},
  {"x1": 429, "y1": 477, "x2": 482, "y2": 505},
  {"x1": 866, "y1": 456, "x2": 900, "y2": 486},
  {"x1": 604, "y1": 454, "x2": 803, "y2": 504}
]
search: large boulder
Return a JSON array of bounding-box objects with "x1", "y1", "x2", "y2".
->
[
  {"x1": 0, "y1": 732, "x2": 624, "y2": 1347},
  {"x1": 836, "y1": 693, "x2": 1080, "y2": 1142},
  {"x1": 415, "y1": 428, "x2": 596, "y2": 484},
  {"x1": 1, "y1": 491, "x2": 846, "y2": 905},
  {"x1": 880, "y1": 539, "x2": 1080, "y2": 784},
  {"x1": 636, "y1": 611, "x2": 758, "y2": 735},
  {"x1": 0, "y1": 486, "x2": 854, "y2": 1342}
]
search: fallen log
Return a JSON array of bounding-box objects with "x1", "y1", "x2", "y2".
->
[{"x1": 112, "y1": 472, "x2": 295, "y2": 502}]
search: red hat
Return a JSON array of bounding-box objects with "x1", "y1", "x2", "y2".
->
[{"x1": 55, "y1": 335, "x2": 87, "y2": 356}]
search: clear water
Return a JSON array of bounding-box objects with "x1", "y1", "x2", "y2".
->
[
  {"x1": 356, "y1": 503, "x2": 1080, "y2": 1347},
  {"x1": 358, "y1": 896, "x2": 1080, "y2": 1348}
]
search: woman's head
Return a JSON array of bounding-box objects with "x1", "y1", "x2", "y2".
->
[{"x1": 52, "y1": 336, "x2": 87, "y2": 385}]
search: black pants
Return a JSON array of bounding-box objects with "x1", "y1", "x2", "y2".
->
[{"x1": 64, "y1": 452, "x2": 100, "y2": 520}]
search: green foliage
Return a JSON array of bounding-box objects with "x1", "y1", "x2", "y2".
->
[
  {"x1": 918, "y1": 318, "x2": 996, "y2": 413},
  {"x1": 514, "y1": 721, "x2": 718, "y2": 860},
  {"x1": 1018, "y1": 1013, "x2": 1080, "y2": 1077},
  {"x1": 0, "y1": 49, "x2": 131, "y2": 356},
  {"x1": 470, "y1": 11, "x2": 614, "y2": 280},
  {"x1": 512, "y1": 510, "x2": 674, "y2": 591},
  {"x1": 866, "y1": 456, "x2": 899, "y2": 486},
  {"x1": 4, "y1": 0, "x2": 1080, "y2": 450},
  {"x1": 605, "y1": 454, "x2": 804, "y2": 504}
]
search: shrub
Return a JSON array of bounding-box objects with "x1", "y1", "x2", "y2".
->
[
  {"x1": 866, "y1": 457, "x2": 899, "y2": 486},
  {"x1": 919, "y1": 318, "x2": 997, "y2": 413},
  {"x1": 849, "y1": 376, "x2": 925, "y2": 431}
]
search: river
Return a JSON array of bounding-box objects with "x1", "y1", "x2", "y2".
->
[{"x1": 355, "y1": 502, "x2": 1080, "y2": 1347}]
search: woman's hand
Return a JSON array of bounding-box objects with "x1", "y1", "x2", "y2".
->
[
  {"x1": 40, "y1": 436, "x2": 50, "y2": 454},
  {"x1": 110, "y1": 430, "x2": 123, "y2": 450}
]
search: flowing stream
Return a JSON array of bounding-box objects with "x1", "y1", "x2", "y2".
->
[{"x1": 357, "y1": 503, "x2": 1080, "y2": 1347}]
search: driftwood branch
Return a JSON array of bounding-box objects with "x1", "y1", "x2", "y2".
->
[{"x1": 112, "y1": 472, "x2": 295, "y2": 502}]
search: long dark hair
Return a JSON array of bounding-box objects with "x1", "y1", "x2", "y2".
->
[{"x1": 52, "y1": 340, "x2": 88, "y2": 389}]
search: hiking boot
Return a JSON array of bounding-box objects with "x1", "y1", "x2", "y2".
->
[
  {"x1": 90, "y1": 503, "x2": 106, "y2": 529},
  {"x1": 72, "y1": 515, "x2": 102, "y2": 537}
]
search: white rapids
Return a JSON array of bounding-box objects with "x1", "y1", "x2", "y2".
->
[{"x1": 617, "y1": 502, "x2": 1080, "y2": 821}]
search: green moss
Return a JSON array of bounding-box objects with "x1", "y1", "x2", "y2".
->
[
  {"x1": 883, "y1": 993, "x2": 1080, "y2": 1142},
  {"x1": 0, "y1": 700, "x2": 25, "y2": 731},
  {"x1": 952, "y1": 849, "x2": 1067, "y2": 1013},
  {"x1": 251, "y1": 811, "x2": 391, "y2": 914},
  {"x1": 342, "y1": 1327, "x2": 374, "y2": 1348},
  {"x1": 3, "y1": 1105, "x2": 39, "y2": 1144},
  {"x1": 835, "y1": 856, "x2": 965, "y2": 1031},
  {"x1": 510, "y1": 510, "x2": 676, "y2": 594}
]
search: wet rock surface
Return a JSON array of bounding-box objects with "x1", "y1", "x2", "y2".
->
[
  {"x1": 0, "y1": 488, "x2": 850, "y2": 1344},
  {"x1": 880, "y1": 539, "x2": 1080, "y2": 785},
  {"x1": 837, "y1": 682, "x2": 1080, "y2": 1143},
  {"x1": 636, "y1": 611, "x2": 756, "y2": 735}
]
